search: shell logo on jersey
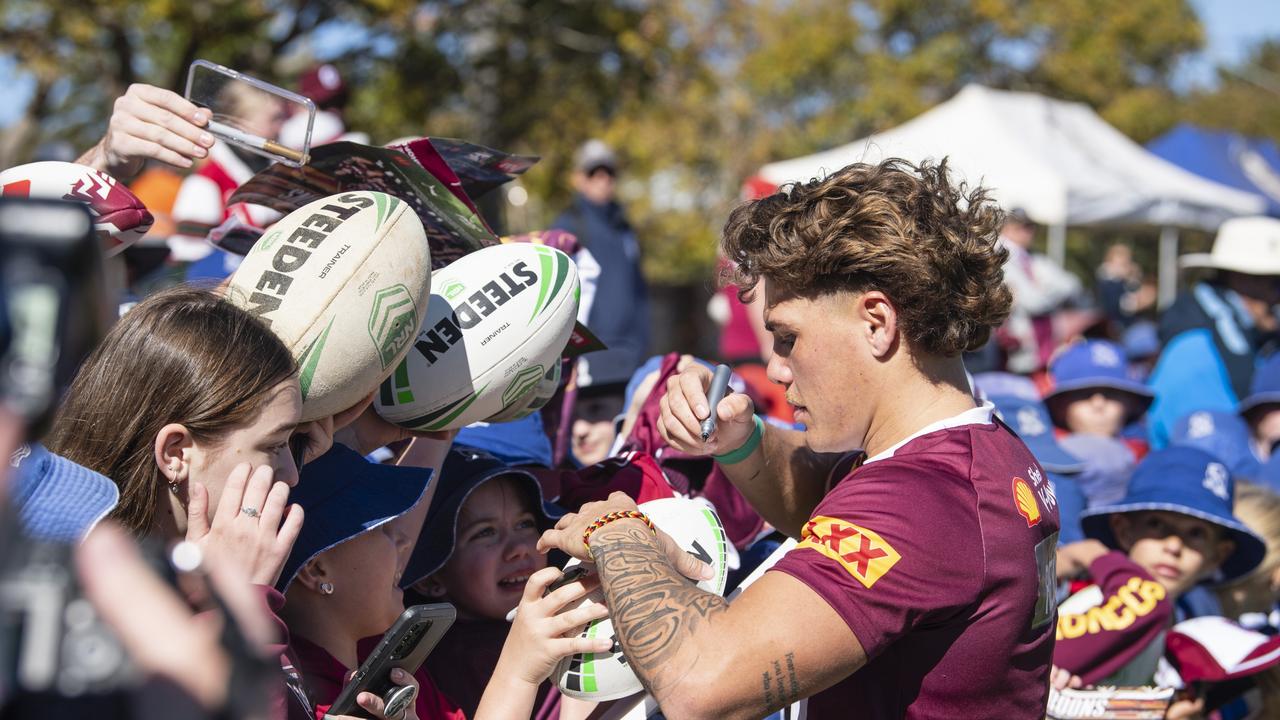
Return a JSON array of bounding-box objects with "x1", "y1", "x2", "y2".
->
[
  {"x1": 1013, "y1": 477, "x2": 1042, "y2": 527},
  {"x1": 798, "y1": 516, "x2": 900, "y2": 589}
]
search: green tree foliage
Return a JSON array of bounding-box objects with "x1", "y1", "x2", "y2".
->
[
  {"x1": 0, "y1": 0, "x2": 1222, "y2": 286},
  {"x1": 1180, "y1": 40, "x2": 1280, "y2": 143}
]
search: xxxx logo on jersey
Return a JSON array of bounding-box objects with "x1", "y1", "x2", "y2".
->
[{"x1": 798, "y1": 516, "x2": 901, "y2": 589}]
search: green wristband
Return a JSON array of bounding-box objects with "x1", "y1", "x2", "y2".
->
[{"x1": 713, "y1": 415, "x2": 764, "y2": 465}]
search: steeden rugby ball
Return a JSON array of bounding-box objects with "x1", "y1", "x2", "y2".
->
[
  {"x1": 554, "y1": 497, "x2": 730, "y2": 701},
  {"x1": 0, "y1": 161, "x2": 154, "y2": 255},
  {"x1": 374, "y1": 243, "x2": 578, "y2": 431},
  {"x1": 226, "y1": 191, "x2": 431, "y2": 421}
]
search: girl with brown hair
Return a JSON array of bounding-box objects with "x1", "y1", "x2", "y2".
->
[{"x1": 48, "y1": 284, "x2": 305, "y2": 585}]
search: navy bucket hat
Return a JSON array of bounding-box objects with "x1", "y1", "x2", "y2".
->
[
  {"x1": 1080, "y1": 446, "x2": 1266, "y2": 585},
  {"x1": 401, "y1": 446, "x2": 561, "y2": 589},
  {"x1": 1044, "y1": 340, "x2": 1155, "y2": 426},
  {"x1": 276, "y1": 444, "x2": 432, "y2": 593}
]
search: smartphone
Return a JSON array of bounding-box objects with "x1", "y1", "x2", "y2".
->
[
  {"x1": 324, "y1": 603, "x2": 456, "y2": 719},
  {"x1": 184, "y1": 59, "x2": 316, "y2": 168}
]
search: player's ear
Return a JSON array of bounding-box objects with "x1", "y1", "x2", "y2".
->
[{"x1": 857, "y1": 290, "x2": 898, "y2": 359}]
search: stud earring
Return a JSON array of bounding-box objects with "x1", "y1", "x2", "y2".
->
[{"x1": 320, "y1": 582, "x2": 334, "y2": 595}]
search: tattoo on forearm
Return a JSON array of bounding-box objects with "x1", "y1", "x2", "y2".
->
[
  {"x1": 589, "y1": 526, "x2": 729, "y2": 693},
  {"x1": 760, "y1": 652, "x2": 802, "y2": 711}
]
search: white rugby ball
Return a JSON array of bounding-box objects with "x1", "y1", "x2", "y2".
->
[
  {"x1": 226, "y1": 191, "x2": 431, "y2": 421},
  {"x1": 0, "y1": 161, "x2": 154, "y2": 255},
  {"x1": 374, "y1": 243, "x2": 579, "y2": 431},
  {"x1": 483, "y1": 360, "x2": 561, "y2": 423},
  {"x1": 554, "y1": 497, "x2": 730, "y2": 701}
]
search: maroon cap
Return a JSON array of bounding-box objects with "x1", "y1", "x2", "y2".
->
[{"x1": 299, "y1": 64, "x2": 347, "y2": 108}]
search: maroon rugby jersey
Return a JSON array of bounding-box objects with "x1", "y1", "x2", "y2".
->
[{"x1": 771, "y1": 405, "x2": 1059, "y2": 719}]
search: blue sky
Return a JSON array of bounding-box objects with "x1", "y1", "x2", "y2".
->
[
  {"x1": 1, "y1": 1, "x2": 1279, "y2": 128},
  {"x1": 1179, "y1": 0, "x2": 1280, "y2": 87}
]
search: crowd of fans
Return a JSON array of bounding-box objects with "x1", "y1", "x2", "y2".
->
[{"x1": 6, "y1": 67, "x2": 1280, "y2": 720}]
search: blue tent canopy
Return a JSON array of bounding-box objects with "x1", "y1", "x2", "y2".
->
[{"x1": 1148, "y1": 124, "x2": 1280, "y2": 217}]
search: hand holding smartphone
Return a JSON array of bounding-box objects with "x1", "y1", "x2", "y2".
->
[{"x1": 324, "y1": 603, "x2": 456, "y2": 719}]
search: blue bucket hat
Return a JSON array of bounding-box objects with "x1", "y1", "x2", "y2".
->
[
  {"x1": 9, "y1": 443, "x2": 118, "y2": 543},
  {"x1": 1170, "y1": 410, "x2": 1265, "y2": 481},
  {"x1": 277, "y1": 443, "x2": 432, "y2": 593},
  {"x1": 1238, "y1": 354, "x2": 1280, "y2": 417},
  {"x1": 1043, "y1": 340, "x2": 1155, "y2": 426},
  {"x1": 455, "y1": 412, "x2": 554, "y2": 468},
  {"x1": 401, "y1": 446, "x2": 561, "y2": 589},
  {"x1": 1080, "y1": 446, "x2": 1266, "y2": 585},
  {"x1": 989, "y1": 394, "x2": 1084, "y2": 474}
]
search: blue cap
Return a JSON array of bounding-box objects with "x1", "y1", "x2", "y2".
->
[
  {"x1": 989, "y1": 395, "x2": 1084, "y2": 474},
  {"x1": 1122, "y1": 321, "x2": 1160, "y2": 361},
  {"x1": 1238, "y1": 354, "x2": 1280, "y2": 416},
  {"x1": 9, "y1": 443, "x2": 118, "y2": 543},
  {"x1": 455, "y1": 412, "x2": 554, "y2": 468},
  {"x1": 1170, "y1": 410, "x2": 1265, "y2": 480},
  {"x1": 401, "y1": 447, "x2": 561, "y2": 589},
  {"x1": 973, "y1": 372, "x2": 1042, "y2": 403},
  {"x1": 1044, "y1": 340, "x2": 1155, "y2": 425},
  {"x1": 277, "y1": 444, "x2": 431, "y2": 593},
  {"x1": 1080, "y1": 446, "x2": 1266, "y2": 585}
]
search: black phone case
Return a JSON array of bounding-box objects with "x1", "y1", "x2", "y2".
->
[{"x1": 324, "y1": 603, "x2": 456, "y2": 719}]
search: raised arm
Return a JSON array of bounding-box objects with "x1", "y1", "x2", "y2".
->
[
  {"x1": 78, "y1": 84, "x2": 215, "y2": 180},
  {"x1": 658, "y1": 363, "x2": 839, "y2": 537}
]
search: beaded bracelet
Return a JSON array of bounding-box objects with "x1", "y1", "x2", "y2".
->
[
  {"x1": 582, "y1": 510, "x2": 656, "y2": 553},
  {"x1": 712, "y1": 415, "x2": 764, "y2": 465}
]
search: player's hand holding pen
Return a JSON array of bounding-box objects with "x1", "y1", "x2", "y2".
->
[{"x1": 658, "y1": 362, "x2": 758, "y2": 459}]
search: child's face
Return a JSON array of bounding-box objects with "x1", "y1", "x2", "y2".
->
[
  {"x1": 1247, "y1": 405, "x2": 1280, "y2": 461},
  {"x1": 1112, "y1": 511, "x2": 1235, "y2": 597},
  {"x1": 427, "y1": 476, "x2": 547, "y2": 620},
  {"x1": 306, "y1": 522, "x2": 412, "y2": 639},
  {"x1": 1063, "y1": 390, "x2": 1128, "y2": 437},
  {"x1": 572, "y1": 392, "x2": 624, "y2": 465}
]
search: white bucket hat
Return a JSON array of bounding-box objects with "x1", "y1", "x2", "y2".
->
[{"x1": 1180, "y1": 216, "x2": 1280, "y2": 276}]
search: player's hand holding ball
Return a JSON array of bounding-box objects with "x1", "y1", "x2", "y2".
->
[
  {"x1": 658, "y1": 363, "x2": 756, "y2": 457},
  {"x1": 537, "y1": 491, "x2": 714, "y2": 583}
]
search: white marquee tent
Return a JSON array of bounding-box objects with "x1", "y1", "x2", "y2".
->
[{"x1": 753, "y1": 84, "x2": 1267, "y2": 304}]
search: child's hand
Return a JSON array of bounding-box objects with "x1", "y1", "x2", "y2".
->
[
  {"x1": 1055, "y1": 539, "x2": 1110, "y2": 581},
  {"x1": 1049, "y1": 665, "x2": 1083, "y2": 691},
  {"x1": 1164, "y1": 696, "x2": 1204, "y2": 720},
  {"x1": 497, "y1": 567, "x2": 613, "y2": 686}
]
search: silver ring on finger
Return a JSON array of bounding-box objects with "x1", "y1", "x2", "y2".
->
[{"x1": 240, "y1": 506, "x2": 260, "y2": 518}]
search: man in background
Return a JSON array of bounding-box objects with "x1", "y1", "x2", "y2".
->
[
  {"x1": 999, "y1": 208, "x2": 1081, "y2": 373},
  {"x1": 552, "y1": 140, "x2": 650, "y2": 389}
]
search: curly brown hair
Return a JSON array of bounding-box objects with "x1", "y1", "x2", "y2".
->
[{"x1": 722, "y1": 158, "x2": 1012, "y2": 357}]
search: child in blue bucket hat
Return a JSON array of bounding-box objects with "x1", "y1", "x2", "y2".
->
[
  {"x1": 1237, "y1": 354, "x2": 1280, "y2": 475},
  {"x1": 1044, "y1": 339, "x2": 1155, "y2": 440},
  {"x1": 1045, "y1": 340, "x2": 1156, "y2": 507},
  {"x1": 1052, "y1": 446, "x2": 1266, "y2": 689}
]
